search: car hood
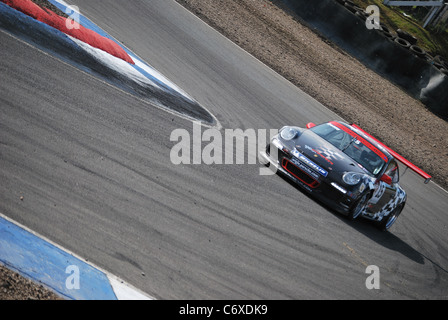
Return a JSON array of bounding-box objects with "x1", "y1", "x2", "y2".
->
[{"x1": 293, "y1": 130, "x2": 367, "y2": 175}]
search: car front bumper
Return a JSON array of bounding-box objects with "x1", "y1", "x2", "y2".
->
[{"x1": 259, "y1": 141, "x2": 357, "y2": 215}]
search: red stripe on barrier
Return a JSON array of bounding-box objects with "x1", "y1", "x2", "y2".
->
[{"x1": 1, "y1": 0, "x2": 134, "y2": 64}]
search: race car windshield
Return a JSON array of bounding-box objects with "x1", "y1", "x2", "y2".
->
[{"x1": 311, "y1": 123, "x2": 386, "y2": 175}]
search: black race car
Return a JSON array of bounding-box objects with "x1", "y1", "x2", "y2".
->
[{"x1": 259, "y1": 121, "x2": 431, "y2": 231}]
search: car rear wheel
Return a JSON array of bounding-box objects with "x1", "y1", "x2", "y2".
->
[
  {"x1": 378, "y1": 204, "x2": 404, "y2": 231},
  {"x1": 348, "y1": 192, "x2": 369, "y2": 220}
]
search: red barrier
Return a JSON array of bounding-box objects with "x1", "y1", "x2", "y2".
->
[{"x1": 1, "y1": 0, "x2": 134, "y2": 64}]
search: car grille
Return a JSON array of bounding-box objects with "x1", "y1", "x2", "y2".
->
[{"x1": 282, "y1": 158, "x2": 320, "y2": 188}]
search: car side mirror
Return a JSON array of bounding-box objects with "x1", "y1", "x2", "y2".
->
[
  {"x1": 306, "y1": 122, "x2": 316, "y2": 129},
  {"x1": 380, "y1": 174, "x2": 392, "y2": 185}
]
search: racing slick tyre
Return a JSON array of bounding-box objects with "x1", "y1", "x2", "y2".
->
[
  {"x1": 355, "y1": 10, "x2": 367, "y2": 21},
  {"x1": 394, "y1": 37, "x2": 411, "y2": 49},
  {"x1": 396, "y1": 29, "x2": 417, "y2": 45},
  {"x1": 347, "y1": 192, "x2": 369, "y2": 220},
  {"x1": 378, "y1": 24, "x2": 394, "y2": 39},
  {"x1": 344, "y1": 2, "x2": 359, "y2": 14},
  {"x1": 433, "y1": 55, "x2": 448, "y2": 69},
  {"x1": 378, "y1": 204, "x2": 404, "y2": 231},
  {"x1": 410, "y1": 45, "x2": 426, "y2": 59}
]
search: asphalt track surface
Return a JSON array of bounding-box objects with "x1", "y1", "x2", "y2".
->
[{"x1": 1, "y1": 0, "x2": 448, "y2": 299}]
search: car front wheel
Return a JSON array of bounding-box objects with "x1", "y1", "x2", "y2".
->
[{"x1": 348, "y1": 192, "x2": 369, "y2": 220}]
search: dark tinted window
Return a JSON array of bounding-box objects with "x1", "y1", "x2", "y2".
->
[
  {"x1": 384, "y1": 160, "x2": 399, "y2": 183},
  {"x1": 311, "y1": 123, "x2": 386, "y2": 175}
]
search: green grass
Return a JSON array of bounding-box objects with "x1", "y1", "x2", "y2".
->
[{"x1": 349, "y1": 0, "x2": 448, "y2": 58}]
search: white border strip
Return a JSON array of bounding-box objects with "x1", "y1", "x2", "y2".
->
[{"x1": 0, "y1": 212, "x2": 154, "y2": 300}]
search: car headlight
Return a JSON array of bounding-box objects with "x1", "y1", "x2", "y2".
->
[
  {"x1": 343, "y1": 172, "x2": 362, "y2": 185},
  {"x1": 280, "y1": 127, "x2": 298, "y2": 141}
]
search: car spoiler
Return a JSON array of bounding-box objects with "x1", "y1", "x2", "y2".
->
[{"x1": 350, "y1": 124, "x2": 432, "y2": 184}]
